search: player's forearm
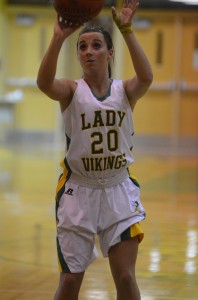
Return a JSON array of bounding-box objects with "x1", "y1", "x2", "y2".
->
[
  {"x1": 37, "y1": 35, "x2": 64, "y2": 91},
  {"x1": 123, "y1": 32, "x2": 153, "y2": 84}
]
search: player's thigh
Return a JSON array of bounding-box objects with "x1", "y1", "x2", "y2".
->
[{"x1": 108, "y1": 236, "x2": 139, "y2": 276}]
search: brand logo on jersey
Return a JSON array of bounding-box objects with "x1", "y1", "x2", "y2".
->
[{"x1": 65, "y1": 188, "x2": 74, "y2": 196}]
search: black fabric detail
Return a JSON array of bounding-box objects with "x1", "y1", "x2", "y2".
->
[
  {"x1": 130, "y1": 177, "x2": 140, "y2": 188},
  {"x1": 56, "y1": 237, "x2": 71, "y2": 273},
  {"x1": 121, "y1": 227, "x2": 131, "y2": 241}
]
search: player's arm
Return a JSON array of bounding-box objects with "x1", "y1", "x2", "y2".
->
[
  {"x1": 112, "y1": 0, "x2": 153, "y2": 111},
  {"x1": 122, "y1": 31, "x2": 153, "y2": 110},
  {"x1": 37, "y1": 18, "x2": 80, "y2": 111}
]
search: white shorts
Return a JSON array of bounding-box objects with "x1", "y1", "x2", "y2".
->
[{"x1": 55, "y1": 171, "x2": 146, "y2": 273}]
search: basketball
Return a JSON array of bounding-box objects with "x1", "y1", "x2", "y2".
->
[{"x1": 53, "y1": 0, "x2": 104, "y2": 25}]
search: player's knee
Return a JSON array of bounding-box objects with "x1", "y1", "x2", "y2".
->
[
  {"x1": 118, "y1": 270, "x2": 136, "y2": 290},
  {"x1": 54, "y1": 273, "x2": 81, "y2": 300},
  {"x1": 116, "y1": 271, "x2": 140, "y2": 300},
  {"x1": 60, "y1": 273, "x2": 80, "y2": 292}
]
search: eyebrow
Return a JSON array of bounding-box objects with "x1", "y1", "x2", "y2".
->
[{"x1": 78, "y1": 38, "x2": 103, "y2": 44}]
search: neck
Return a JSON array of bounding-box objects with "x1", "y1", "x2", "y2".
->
[
  {"x1": 83, "y1": 71, "x2": 109, "y2": 85},
  {"x1": 83, "y1": 74, "x2": 112, "y2": 99}
]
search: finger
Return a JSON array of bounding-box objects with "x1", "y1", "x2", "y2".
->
[
  {"x1": 58, "y1": 15, "x2": 82, "y2": 28},
  {"x1": 131, "y1": 0, "x2": 139, "y2": 10},
  {"x1": 126, "y1": 0, "x2": 135, "y2": 8},
  {"x1": 131, "y1": 1, "x2": 139, "y2": 15},
  {"x1": 111, "y1": 6, "x2": 117, "y2": 18},
  {"x1": 123, "y1": 0, "x2": 128, "y2": 8}
]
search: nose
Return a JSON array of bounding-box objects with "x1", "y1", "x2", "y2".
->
[{"x1": 86, "y1": 45, "x2": 93, "y2": 56}]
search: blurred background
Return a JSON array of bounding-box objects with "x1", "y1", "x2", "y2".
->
[
  {"x1": 0, "y1": 0, "x2": 197, "y2": 152},
  {"x1": 0, "y1": 1, "x2": 197, "y2": 299}
]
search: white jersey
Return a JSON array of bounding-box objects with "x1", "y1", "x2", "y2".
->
[{"x1": 62, "y1": 78, "x2": 135, "y2": 179}]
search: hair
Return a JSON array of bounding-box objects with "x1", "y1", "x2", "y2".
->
[{"x1": 77, "y1": 25, "x2": 114, "y2": 78}]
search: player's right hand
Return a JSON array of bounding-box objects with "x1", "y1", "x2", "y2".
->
[{"x1": 54, "y1": 16, "x2": 83, "y2": 39}]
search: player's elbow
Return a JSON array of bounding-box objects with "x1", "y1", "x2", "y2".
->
[
  {"x1": 141, "y1": 70, "x2": 153, "y2": 86},
  {"x1": 139, "y1": 72, "x2": 153, "y2": 92},
  {"x1": 37, "y1": 77, "x2": 45, "y2": 90},
  {"x1": 37, "y1": 78, "x2": 50, "y2": 94},
  {"x1": 148, "y1": 70, "x2": 154, "y2": 85}
]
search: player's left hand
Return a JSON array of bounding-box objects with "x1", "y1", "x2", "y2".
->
[{"x1": 112, "y1": 0, "x2": 139, "y2": 24}]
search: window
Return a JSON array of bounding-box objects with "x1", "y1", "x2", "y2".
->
[
  {"x1": 156, "y1": 30, "x2": 164, "y2": 65},
  {"x1": 193, "y1": 32, "x2": 198, "y2": 69}
]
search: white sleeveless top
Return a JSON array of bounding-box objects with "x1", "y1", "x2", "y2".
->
[{"x1": 62, "y1": 78, "x2": 135, "y2": 179}]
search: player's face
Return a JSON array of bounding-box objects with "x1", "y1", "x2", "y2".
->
[{"x1": 77, "y1": 32, "x2": 113, "y2": 73}]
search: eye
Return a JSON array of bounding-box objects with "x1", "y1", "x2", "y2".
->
[
  {"x1": 93, "y1": 42, "x2": 101, "y2": 49},
  {"x1": 79, "y1": 43, "x2": 87, "y2": 51}
]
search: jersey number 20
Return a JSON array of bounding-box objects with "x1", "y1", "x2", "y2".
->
[{"x1": 91, "y1": 130, "x2": 118, "y2": 154}]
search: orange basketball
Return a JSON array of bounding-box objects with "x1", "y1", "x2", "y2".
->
[{"x1": 53, "y1": 0, "x2": 104, "y2": 25}]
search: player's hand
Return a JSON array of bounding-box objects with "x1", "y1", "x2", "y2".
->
[
  {"x1": 112, "y1": 0, "x2": 139, "y2": 25},
  {"x1": 54, "y1": 16, "x2": 83, "y2": 39}
]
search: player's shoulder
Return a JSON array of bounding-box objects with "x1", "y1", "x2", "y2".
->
[
  {"x1": 111, "y1": 79, "x2": 124, "y2": 89},
  {"x1": 110, "y1": 79, "x2": 126, "y2": 95},
  {"x1": 59, "y1": 78, "x2": 77, "y2": 112},
  {"x1": 60, "y1": 78, "x2": 77, "y2": 91}
]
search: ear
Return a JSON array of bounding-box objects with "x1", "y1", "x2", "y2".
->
[{"x1": 108, "y1": 48, "x2": 114, "y2": 60}]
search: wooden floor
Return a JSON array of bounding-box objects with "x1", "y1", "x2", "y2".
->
[{"x1": 0, "y1": 143, "x2": 198, "y2": 300}]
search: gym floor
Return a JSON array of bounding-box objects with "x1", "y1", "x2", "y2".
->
[{"x1": 0, "y1": 142, "x2": 197, "y2": 300}]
